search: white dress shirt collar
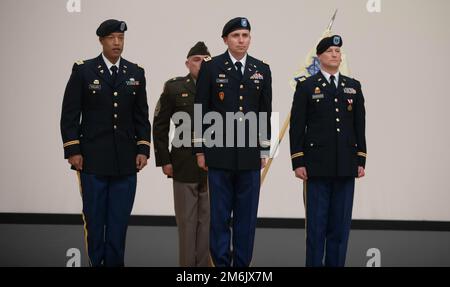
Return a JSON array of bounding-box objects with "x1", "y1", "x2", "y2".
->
[
  {"x1": 102, "y1": 53, "x2": 121, "y2": 75},
  {"x1": 320, "y1": 69, "x2": 339, "y2": 86},
  {"x1": 228, "y1": 51, "x2": 247, "y2": 73}
]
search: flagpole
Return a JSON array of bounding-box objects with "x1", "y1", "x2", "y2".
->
[
  {"x1": 261, "y1": 111, "x2": 291, "y2": 184},
  {"x1": 260, "y1": 9, "x2": 338, "y2": 186},
  {"x1": 327, "y1": 9, "x2": 338, "y2": 32}
]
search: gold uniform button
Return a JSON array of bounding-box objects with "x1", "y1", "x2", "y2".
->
[
  {"x1": 310, "y1": 143, "x2": 314, "y2": 147},
  {"x1": 239, "y1": 96, "x2": 243, "y2": 100},
  {"x1": 133, "y1": 92, "x2": 136, "y2": 95},
  {"x1": 114, "y1": 103, "x2": 118, "y2": 107},
  {"x1": 113, "y1": 92, "x2": 118, "y2": 96},
  {"x1": 220, "y1": 84, "x2": 224, "y2": 87},
  {"x1": 239, "y1": 107, "x2": 243, "y2": 111},
  {"x1": 114, "y1": 114, "x2": 118, "y2": 118},
  {"x1": 336, "y1": 118, "x2": 340, "y2": 122},
  {"x1": 337, "y1": 128, "x2": 341, "y2": 132},
  {"x1": 336, "y1": 108, "x2": 339, "y2": 112},
  {"x1": 92, "y1": 91, "x2": 96, "y2": 94},
  {"x1": 113, "y1": 125, "x2": 117, "y2": 129},
  {"x1": 257, "y1": 86, "x2": 260, "y2": 90},
  {"x1": 335, "y1": 98, "x2": 338, "y2": 102},
  {"x1": 240, "y1": 84, "x2": 244, "y2": 89}
]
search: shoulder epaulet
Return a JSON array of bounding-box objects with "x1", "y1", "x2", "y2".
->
[
  {"x1": 298, "y1": 76, "x2": 307, "y2": 82},
  {"x1": 343, "y1": 75, "x2": 360, "y2": 85},
  {"x1": 75, "y1": 60, "x2": 84, "y2": 65},
  {"x1": 137, "y1": 63, "x2": 144, "y2": 69},
  {"x1": 262, "y1": 60, "x2": 270, "y2": 66},
  {"x1": 203, "y1": 56, "x2": 212, "y2": 62},
  {"x1": 167, "y1": 76, "x2": 184, "y2": 83}
]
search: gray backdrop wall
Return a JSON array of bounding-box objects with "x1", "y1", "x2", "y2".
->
[{"x1": 1, "y1": 0, "x2": 449, "y2": 221}]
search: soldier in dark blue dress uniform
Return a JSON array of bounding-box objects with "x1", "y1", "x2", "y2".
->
[
  {"x1": 193, "y1": 17, "x2": 272, "y2": 267},
  {"x1": 289, "y1": 35, "x2": 367, "y2": 267},
  {"x1": 60, "y1": 19, "x2": 151, "y2": 267}
]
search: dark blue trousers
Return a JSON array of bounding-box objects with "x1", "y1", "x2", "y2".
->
[
  {"x1": 304, "y1": 177, "x2": 355, "y2": 267},
  {"x1": 208, "y1": 168, "x2": 260, "y2": 267},
  {"x1": 78, "y1": 171, "x2": 136, "y2": 267}
]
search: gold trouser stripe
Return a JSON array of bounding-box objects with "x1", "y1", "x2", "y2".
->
[
  {"x1": 357, "y1": 152, "x2": 367, "y2": 158},
  {"x1": 137, "y1": 140, "x2": 151, "y2": 147},
  {"x1": 208, "y1": 253, "x2": 216, "y2": 267},
  {"x1": 303, "y1": 180, "x2": 308, "y2": 247},
  {"x1": 76, "y1": 171, "x2": 92, "y2": 267},
  {"x1": 205, "y1": 180, "x2": 215, "y2": 267},
  {"x1": 63, "y1": 140, "x2": 80, "y2": 148},
  {"x1": 291, "y1": 152, "x2": 304, "y2": 159}
]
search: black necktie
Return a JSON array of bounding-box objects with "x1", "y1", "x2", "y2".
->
[
  {"x1": 110, "y1": 65, "x2": 118, "y2": 83},
  {"x1": 329, "y1": 75, "x2": 337, "y2": 94},
  {"x1": 235, "y1": 61, "x2": 243, "y2": 80}
]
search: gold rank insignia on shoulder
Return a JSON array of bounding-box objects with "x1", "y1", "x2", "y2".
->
[
  {"x1": 219, "y1": 74, "x2": 226, "y2": 78},
  {"x1": 299, "y1": 77, "x2": 306, "y2": 82},
  {"x1": 93, "y1": 79, "x2": 99, "y2": 84},
  {"x1": 314, "y1": 87, "x2": 321, "y2": 94},
  {"x1": 75, "y1": 60, "x2": 84, "y2": 65},
  {"x1": 204, "y1": 56, "x2": 212, "y2": 62}
]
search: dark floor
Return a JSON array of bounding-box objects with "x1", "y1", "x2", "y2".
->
[{"x1": 1, "y1": 224, "x2": 449, "y2": 267}]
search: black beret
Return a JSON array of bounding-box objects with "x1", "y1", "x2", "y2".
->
[
  {"x1": 96, "y1": 19, "x2": 127, "y2": 37},
  {"x1": 187, "y1": 41, "x2": 211, "y2": 58},
  {"x1": 222, "y1": 17, "x2": 251, "y2": 37},
  {"x1": 316, "y1": 35, "x2": 343, "y2": 55}
]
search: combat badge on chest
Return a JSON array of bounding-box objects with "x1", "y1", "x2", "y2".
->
[
  {"x1": 89, "y1": 79, "x2": 101, "y2": 94},
  {"x1": 312, "y1": 87, "x2": 324, "y2": 102},
  {"x1": 217, "y1": 73, "x2": 226, "y2": 101},
  {"x1": 216, "y1": 74, "x2": 228, "y2": 87}
]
